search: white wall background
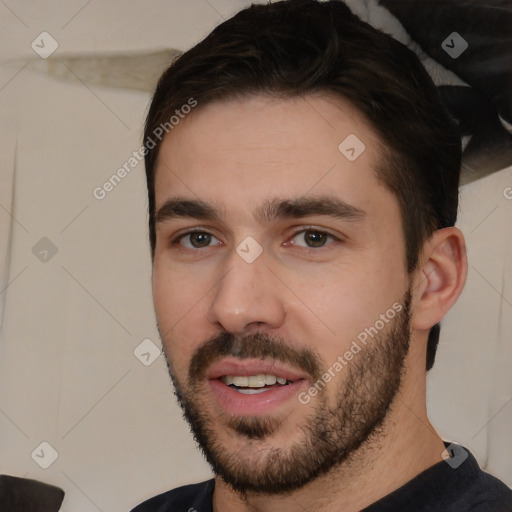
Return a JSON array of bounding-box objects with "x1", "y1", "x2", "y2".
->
[{"x1": 0, "y1": 1, "x2": 510, "y2": 511}]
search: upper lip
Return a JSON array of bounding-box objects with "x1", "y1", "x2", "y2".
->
[{"x1": 206, "y1": 358, "x2": 309, "y2": 382}]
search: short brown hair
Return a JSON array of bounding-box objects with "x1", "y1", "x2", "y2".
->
[{"x1": 144, "y1": 0, "x2": 461, "y2": 370}]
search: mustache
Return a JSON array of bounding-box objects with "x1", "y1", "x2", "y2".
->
[{"x1": 188, "y1": 331, "x2": 323, "y2": 383}]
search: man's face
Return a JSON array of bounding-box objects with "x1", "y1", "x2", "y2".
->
[{"x1": 152, "y1": 94, "x2": 413, "y2": 494}]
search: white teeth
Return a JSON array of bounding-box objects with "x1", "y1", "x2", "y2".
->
[
  {"x1": 221, "y1": 374, "x2": 289, "y2": 387},
  {"x1": 236, "y1": 388, "x2": 270, "y2": 394},
  {"x1": 232, "y1": 376, "x2": 249, "y2": 387},
  {"x1": 223, "y1": 375, "x2": 234, "y2": 385},
  {"x1": 248, "y1": 374, "x2": 266, "y2": 387},
  {"x1": 265, "y1": 375, "x2": 277, "y2": 385}
]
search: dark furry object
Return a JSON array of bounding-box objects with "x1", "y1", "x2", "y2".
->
[
  {"x1": 0, "y1": 475, "x2": 65, "y2": 512},
  {"x1": 380, "y1": 0, "x2": 512, "y2": 183}
]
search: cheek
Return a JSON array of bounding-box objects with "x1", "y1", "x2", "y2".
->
[
  {"x1": 304, "y1": 280, "x2": 373, "y2": 348},
  {"x1": 152, "y1": 259, "x2": 199, "y2": 323},
  {"x1": 290, "y1": 263, "x2": 401, "y2": 356},
  {"x1": 152, "y1": 264, "x2": 206, "y2": 371}
]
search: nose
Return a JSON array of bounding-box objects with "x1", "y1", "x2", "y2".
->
[{"x1": 206, "y1": 247, "x2": 286, "y2": 335}]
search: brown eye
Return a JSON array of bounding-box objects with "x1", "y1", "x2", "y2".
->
[
  {"x1": 304, "y1": 231, "x2": 328, "y2": 247},
  {"x1": 290, "y1": 230, "x2": 336, "y2": 248},
  {"x1": 178, "y1": 232, "x2": 219, "y2": 249}
]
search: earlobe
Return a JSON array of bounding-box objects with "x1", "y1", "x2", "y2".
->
[{"x1": 412, "y1": 227, "x2": 468, "y2": 331}]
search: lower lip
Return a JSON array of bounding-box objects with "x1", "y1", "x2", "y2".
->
[{"x1": 208, "y1": 378, "x2": 307, "y2": 416}]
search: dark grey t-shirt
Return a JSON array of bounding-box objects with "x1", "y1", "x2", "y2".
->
[{"x1": 131, "y1": 446, "x2": 512, "y2": 511}]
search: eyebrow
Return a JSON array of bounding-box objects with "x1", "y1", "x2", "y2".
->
[{"x1": 155, "y1": 194, "x2": 366, "y2": 226}]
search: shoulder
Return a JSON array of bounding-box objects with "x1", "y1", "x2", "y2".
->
[
  {"x1": 130, "y1": 479, "x2": 215, "y2": 512},
  {"x1": 363, "y1": 444, "x2": 512, "y2": 512},
  {"x1": 457, "y1": 468, "x2": 512, "y2": 511}
]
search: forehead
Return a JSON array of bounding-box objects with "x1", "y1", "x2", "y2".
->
[{"x1": 153, "y1": 94, "x2": 395, "y2": 223}]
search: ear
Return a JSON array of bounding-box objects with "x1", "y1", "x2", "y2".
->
[{"x1": 412, "y1": 227, "x2": 468, "y2": 331}]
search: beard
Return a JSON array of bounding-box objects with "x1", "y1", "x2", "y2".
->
[{"x1": 161, "y1": 288, "x2": 412, "y2": 496}]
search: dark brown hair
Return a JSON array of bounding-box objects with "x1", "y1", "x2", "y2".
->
[{"x1": 144, "y1": 0, "x2": 461, "y2": 370}]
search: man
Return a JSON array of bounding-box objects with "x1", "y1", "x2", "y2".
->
[{"x1": 132, "y1": 0, "x2": 512, "y2": 510}]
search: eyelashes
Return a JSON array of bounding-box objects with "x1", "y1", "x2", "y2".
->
[
  {"x1": 174, "y1": 231, "x2": 221, "y2": 250},
  {"x1": 287, "y1": 229, "x2": 338, "y2": 248},
  {"x1": 171, "y1": 227, "x2": 341, "y2": 251}
]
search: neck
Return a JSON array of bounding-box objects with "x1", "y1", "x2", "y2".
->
[{"x1": 213, "y1": 359, "x2": 445, "y2": 512}]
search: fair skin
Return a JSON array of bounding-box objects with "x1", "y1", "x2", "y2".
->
[{"x1": 152, "y1": 94, "x2": 468, "y2": 511}]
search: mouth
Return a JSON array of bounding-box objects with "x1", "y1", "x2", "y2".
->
[
  {"x1": 220, "y1": 374, "x2": 293, "y2": 394},
  {"x1": 205, "y1": 359, "x2": 309, "y2": 415}
]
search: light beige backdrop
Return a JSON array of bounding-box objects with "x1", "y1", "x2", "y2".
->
[{"x1": 0, "y1": 1, "x2": 511, "y2": 511}]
